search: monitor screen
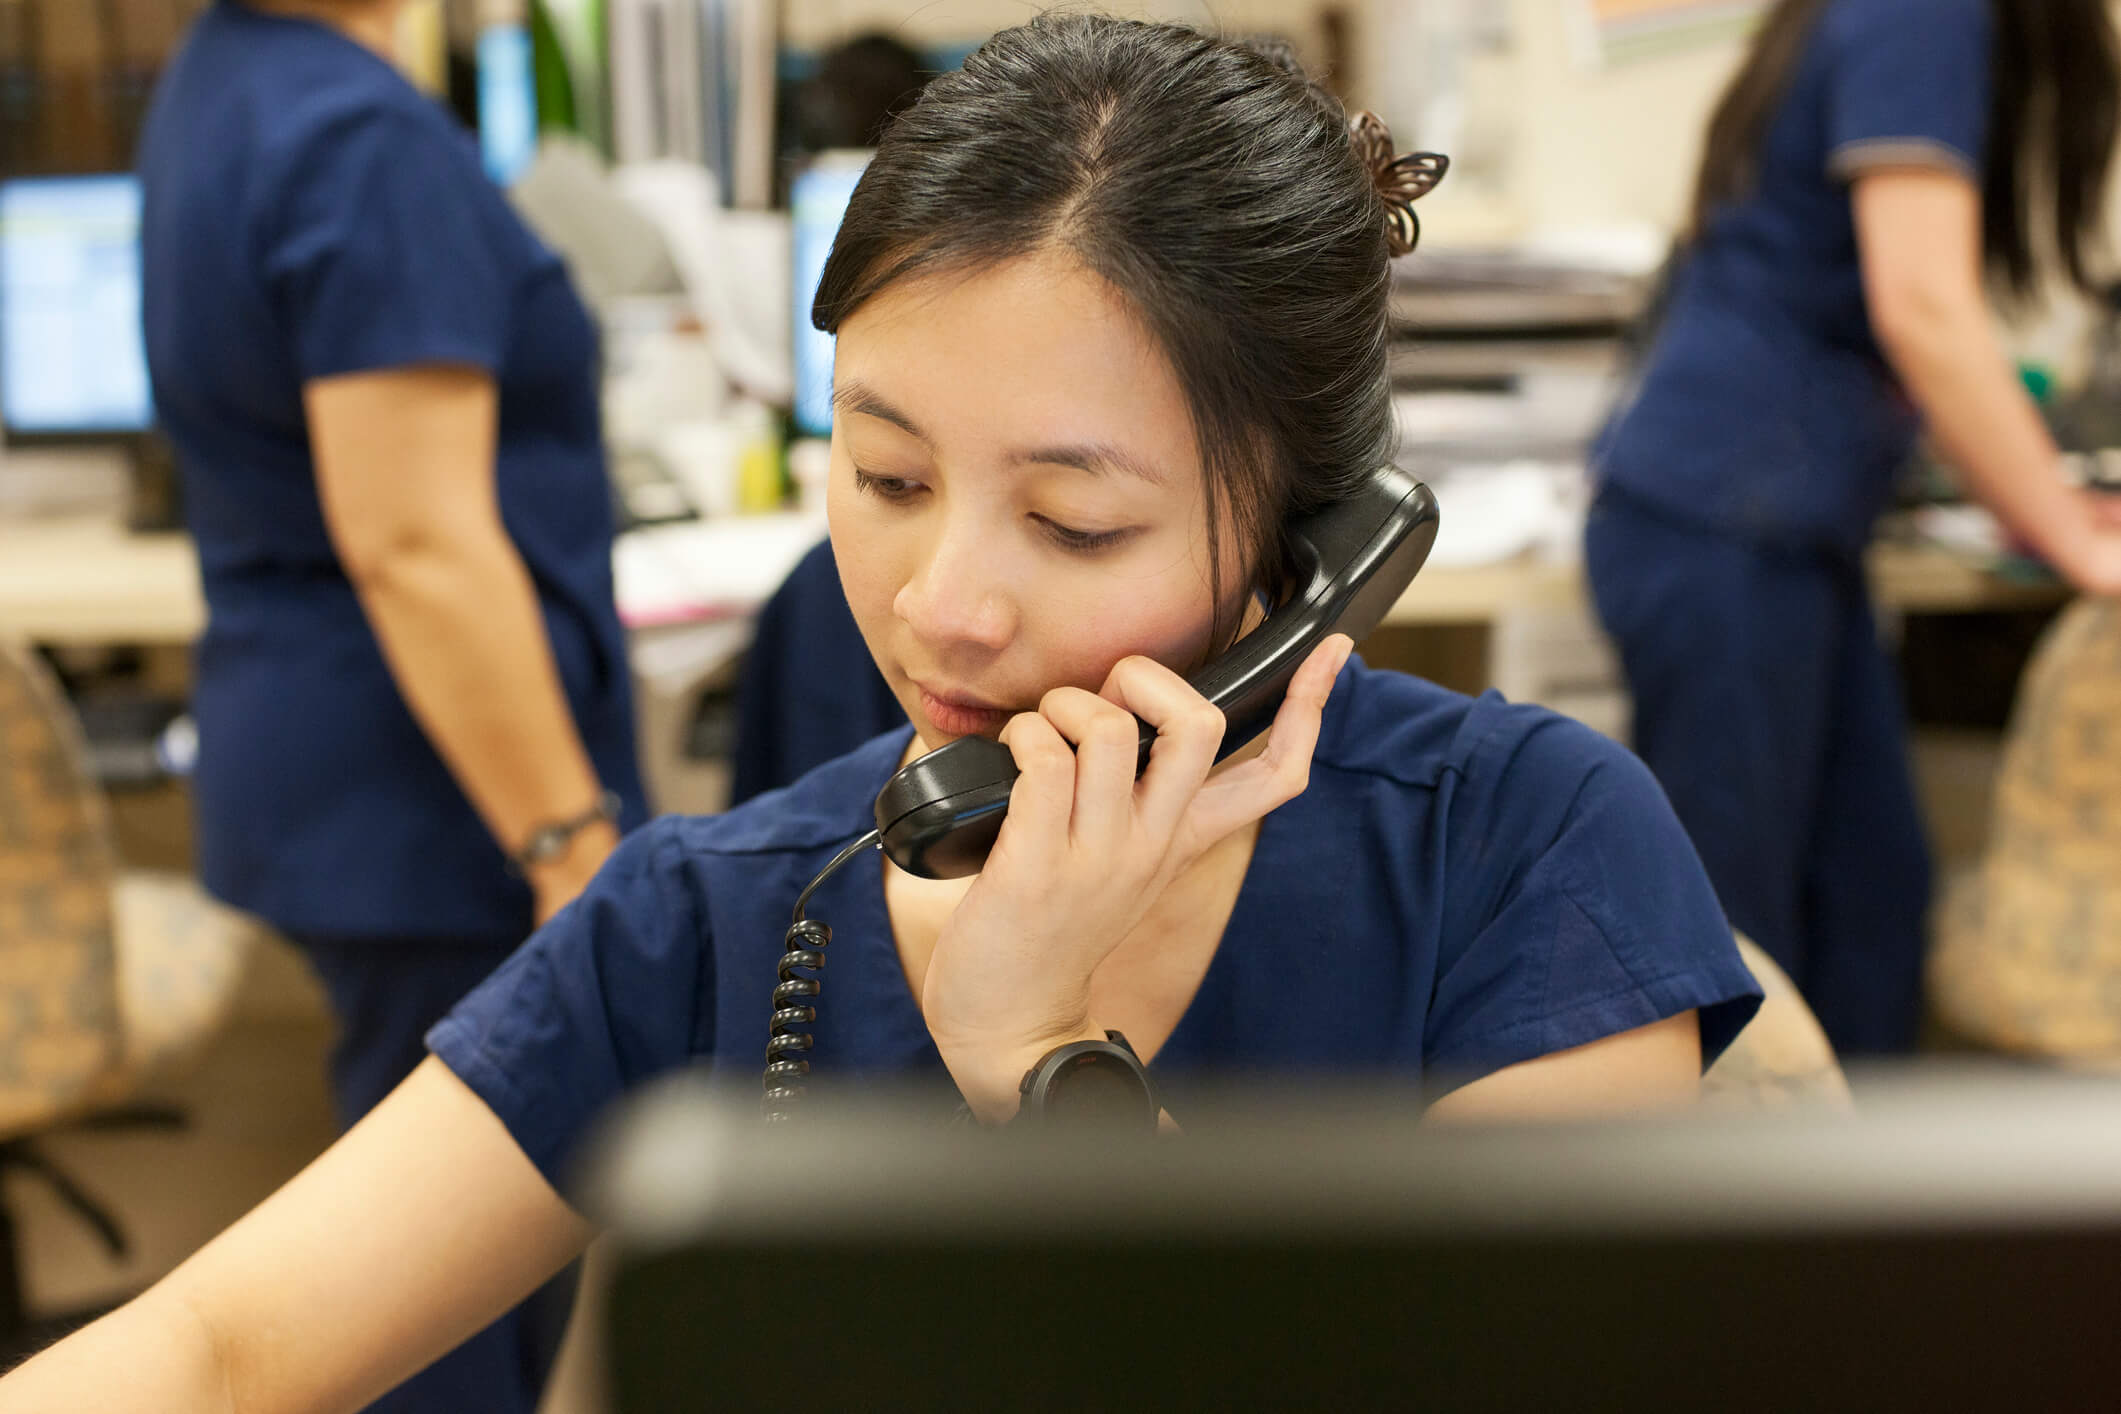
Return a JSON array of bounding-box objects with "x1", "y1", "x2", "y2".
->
[
  {"x1": 790, "y1": 151, "x2": 869, "y2": 439},
  {"x1": 0, "y1": 174, "x2": 153, "y2": 439}
]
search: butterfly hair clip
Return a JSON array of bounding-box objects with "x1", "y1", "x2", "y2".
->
[{"x1": 1347, "y1": 111, "x2": 1449, "y2": 258}]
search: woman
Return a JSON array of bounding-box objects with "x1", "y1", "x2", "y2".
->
[
  {"x1": 11, "y1": 17, "x2": 1758, "y2": 1409},
  {"x1": 132, "y1": 1, "x2": 646, "y2": 1407},
  {"x1": 1587, "y1": 0, "x2": 2121, "y2": 1056}
]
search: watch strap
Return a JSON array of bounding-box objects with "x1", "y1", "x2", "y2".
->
[{"x1": 508, "y1": 789, "x2": 621, "y2": 874}]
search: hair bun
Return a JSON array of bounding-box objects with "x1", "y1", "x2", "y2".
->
[
  {"x1": 1347, "y1": 111, "x2": 1449, "y2": 257},
  {"x1": 1238, "y1": 33, "x2": 1308, "y2": 78}
]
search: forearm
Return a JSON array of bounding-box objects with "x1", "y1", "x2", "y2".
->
[
  {"x1": 1880, "y1": 305, "x2": 2088, "y2": 569},
  {"x1": 350, "y1": 524, "x2": 612, "y2": 862},
  {"x1": 4, "y1": 1289, "x2": 231, "y2": 1412}
]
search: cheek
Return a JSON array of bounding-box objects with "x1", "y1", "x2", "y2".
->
[
  {"x1": 825, "y1": 479, "x2": 901, "y2": 642},
  {"x1": 1036, "y1": 566, "x2": 1219, "y2": 692}
]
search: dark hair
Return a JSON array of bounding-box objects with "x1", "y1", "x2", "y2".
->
[
  {"x1": 793, "y1": 33, "x2": 930, "y2": 151},
  {"x1": 811, "y1": 14, "x2": 1396, "y2": 638},
  {"x1": 1690, "y1": 0, "x2": 2119, "y2": 299}
]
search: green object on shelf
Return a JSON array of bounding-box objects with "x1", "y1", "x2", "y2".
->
[
  {"x1": 530, "y1": 3, "x2": 575, "y2": 136},
  {"x1": 2019, "y1": 362, "x2": 2055, "y2": 404},
  {"x1": 532, "y1": 0, "x2": 610, "y2": 155}
]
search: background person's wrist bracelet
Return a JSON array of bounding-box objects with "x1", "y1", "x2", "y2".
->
[{"x1": 509, "y1": 789, "x2": 620, "y2": 875}]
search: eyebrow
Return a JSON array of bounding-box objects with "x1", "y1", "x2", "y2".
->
[{"x1": 833, "y1": 378, "x2": 1166, "y2": 486}]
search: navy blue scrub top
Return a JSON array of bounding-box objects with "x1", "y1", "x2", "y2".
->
[
  {"x1": 1594, "y1": 0, "x2": 1993, "y2": 557},
  {"x1": 431, "y1": 659, "x2": 1764, "y2": 1192},
  {"x1": 137, "y1": 2, "x2": 647, "y2": 941}
]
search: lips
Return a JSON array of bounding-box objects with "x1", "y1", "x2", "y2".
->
[{"x1": 913, "y1": 682, "x2": 1016, "y2": 738}]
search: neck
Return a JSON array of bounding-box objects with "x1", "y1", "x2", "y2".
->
[{"x1": 245, "y1": 0, "x2": 405, "y2": 61}]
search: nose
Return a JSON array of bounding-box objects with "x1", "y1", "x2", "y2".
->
[{"x1": 893, "y1": 511, "x2": 1016, "y2": 652}]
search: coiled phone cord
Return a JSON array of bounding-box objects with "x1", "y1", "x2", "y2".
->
[{"x1": 761, "y1": 828, "x2": 882, "y2": 1123}]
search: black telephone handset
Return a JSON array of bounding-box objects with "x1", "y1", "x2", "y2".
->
[{"x1": 872, "y1": 465, "x2": 1441, "y2": 879}]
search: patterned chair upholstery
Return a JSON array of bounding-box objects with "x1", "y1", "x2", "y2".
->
[
  {"x1": 0, "y1": 639, "x2": 122, "y2": 1136},
  {"x1": 95, "y1": 872, "x2": 267, "y2": 1098},
  {"x1": 1929, "y1": 599, "x2": 2121, "y2": 1062},
  {"x1": 1703, "y1": 934, "x2": 1852, "y2": 1110},
  {"x1": 0, "y1": 637, "x2": 270, "y2": 1339}
]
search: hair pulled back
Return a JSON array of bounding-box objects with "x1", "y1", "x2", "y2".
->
[{"x1": 812, "y1": 14, "x2": 1398, "y2": 623}]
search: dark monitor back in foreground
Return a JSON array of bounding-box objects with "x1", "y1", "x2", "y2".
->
[{"x1": 579, "y1": 1073, "x2": 2121, "y2": 1412}]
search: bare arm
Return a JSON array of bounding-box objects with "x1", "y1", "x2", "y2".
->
[
  {"x1": 1, "y1": 1058, "x2": 590, "y2": 1412},
  {"x1": 309, "y1": 366, "x2": 620, "y2": 920},
  {"x1": 1853, "y1": 167, "x2": 2121, "y2": 596},
  {"x1": 1423, "y1": 1011, "x2": 1701, "y2": 1123}
]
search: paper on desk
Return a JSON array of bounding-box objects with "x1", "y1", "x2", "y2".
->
[
  {"x1": 614, "y1": 510, "x2": 826, "y2": 628},
  {"x1": 1421, "y1": 460, "x2": 1586, "y2": 568},
  {"x1": 629, "y1": 616, "x2": 753, "y2": 693}
]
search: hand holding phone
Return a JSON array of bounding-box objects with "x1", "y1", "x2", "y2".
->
[{"x1": 918, "y1": 632, "x2": 1355, "y2": 1118}]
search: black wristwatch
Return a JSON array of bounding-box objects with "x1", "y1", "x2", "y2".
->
[
  {"x1": 1016, "y1": 1030, "x2": 1160, "y2": 1135},
  {"x1": 509, "y1": 790, "x2": 621, "y2": 874}
]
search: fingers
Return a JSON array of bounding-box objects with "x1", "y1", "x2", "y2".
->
[
  {"x1": 1096, "y1": 655, "x2": 1226, "y2": 840},
  {"x1": 1003, "y1": 636, "x2": 1349, "y2": 869},
  {"x1": 2084, "y1": 490, "x2": 2121, "y2": 531},
  {"x1": 996, "y1": 710, "x2": 1074, "y2": 861},
  {"x1": 1185, "y1": 634, "x2": 1351, "y2": 845},
  {"x1": 1036, "y1": 685, "x2": 1141, "y2": 844}
]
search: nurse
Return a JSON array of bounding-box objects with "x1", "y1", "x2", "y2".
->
[
  {"x1": 134, "y1": 1, "x2": 646, "y2": 1408},
  {"x1": 13, "y1": 16, "x2": 1760, "y2": 1408},
  {"x1": 1587, "y1": 0, "x2": 2121, "y2": 1055}
]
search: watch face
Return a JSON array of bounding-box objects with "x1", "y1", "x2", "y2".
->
[{"x1": 1043, "y1": 1050, "x2": 1154, "y2": 1130}]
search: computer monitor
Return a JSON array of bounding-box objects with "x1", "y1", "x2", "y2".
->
[
  {"x1": 578, "y1": 1072, "x2": 2121, "y2": 1412},
  {"x1": 789, "y1": 150, "x2": 868, "y2": 439},
  {"x1": 0, "y1": 174, "x2": 153, "y2": 442}
]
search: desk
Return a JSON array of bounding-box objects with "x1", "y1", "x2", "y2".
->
[
  {"x1": 0, "y1": 517, "x2": 202, "y2": 644},
  {"x1": 1381, "y1": 541, "x2": 2076, "y2": 627},
  {"x1": 0, "y1": 515, "x2": 2076, "y2": 646}
]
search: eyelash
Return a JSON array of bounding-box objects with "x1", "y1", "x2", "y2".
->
[
  {"x1": 1036, "y1": 519, "x2": 1131, "y2": 553},
  {"x1": 851, "y1": 468, "x2": 922, "y2": 503},
  {"x1": 852, "y1": 468, "x2": 1134, "y2": 555}
]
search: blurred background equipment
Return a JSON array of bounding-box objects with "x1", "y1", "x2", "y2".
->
[{"x1": 0, "y1": 172, "x2": 175, "y2": 530}]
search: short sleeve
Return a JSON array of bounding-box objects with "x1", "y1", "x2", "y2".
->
[
  {"x1": 427, "y1": 819, "x2": 713, "y2": 1193},
  {"x1": 264, "y1": 105, "x2": 515, "y2": 380},
  {"x1": 1824, "y1": 0, "x2": 1993, "y2": 182},
  {"x1": 1425, "y1": 718, "x2": 1763, "y2": 1091}
]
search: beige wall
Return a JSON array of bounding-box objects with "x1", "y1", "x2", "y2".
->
[{"x1": 1494, "y1": 0, "x2": 1747, "y2": 235}]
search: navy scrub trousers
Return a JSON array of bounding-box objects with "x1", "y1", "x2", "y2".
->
[{"x1": 1585, "y1": 489, "x2": 1932, "y2": 1055}]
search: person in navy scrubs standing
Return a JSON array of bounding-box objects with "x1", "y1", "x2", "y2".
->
[
  {"x1": 135, "y1": 1, "x2": 647, "y2": 1408},
  {"x1": 1589, "y1": 0, "x2": 2121, "y2": 1056}
]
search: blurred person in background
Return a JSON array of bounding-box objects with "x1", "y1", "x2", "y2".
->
[
  {"x1": 1587, "y1": 0, "x2": 2121, "y2": 1056},
  {"x1": 731, "y1": 31, "x2": 930, "y2": 805},
  {"x1": 135, "y1": 0, "x2": 647, "y2": 1408}
]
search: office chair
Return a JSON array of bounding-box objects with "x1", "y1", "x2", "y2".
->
[{"x1": 0, "y1": 636, "x2": 269, "y2": 1349}]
